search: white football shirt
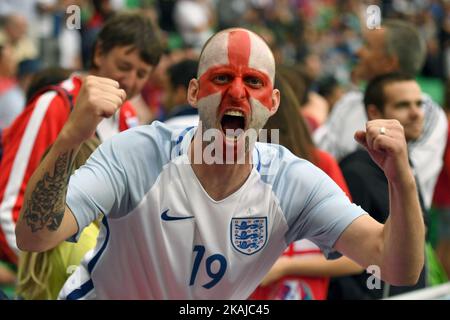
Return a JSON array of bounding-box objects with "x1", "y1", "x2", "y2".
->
[{"x1": 59, "y1": 122, "x2": 366, "y2": 299}]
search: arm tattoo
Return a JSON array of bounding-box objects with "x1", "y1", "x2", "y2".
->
[{"x1": 24, "y1": 150, "x2": 75, "y2": 233}]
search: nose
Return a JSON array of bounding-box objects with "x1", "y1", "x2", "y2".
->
[
  {"x1": 410, "y1": 105, "x2": 423, "y2": 119},
  {"x1": 227, "y1": 77, "x2": 246, "y2": 100}
]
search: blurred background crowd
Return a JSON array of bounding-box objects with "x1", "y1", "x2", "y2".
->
[
  {"x1": 1, "y1": 0, "x2": 450, "y2": 128},
  {"x1": 1, "y1": 0, "x2": 450, "y2": 300}
]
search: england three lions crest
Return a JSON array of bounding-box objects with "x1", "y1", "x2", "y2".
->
[{"x1": 231, "y1": 217, "x2": 267, "y2": 255}]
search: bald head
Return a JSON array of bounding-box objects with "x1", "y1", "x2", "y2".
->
[
  {"x1": 198, "y1": 28, "x2": 276, "y2": 84},
  {"x1": 188, "y1": 27, "x2": 280, "y2": 137}
]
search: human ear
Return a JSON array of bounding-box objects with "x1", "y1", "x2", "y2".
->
[
  {"x1": 269, "y1": 88, "x2": 280, "y2": 115},
  {"x1": 187, "y1": 78, "x2": 199, "y2": 108}
]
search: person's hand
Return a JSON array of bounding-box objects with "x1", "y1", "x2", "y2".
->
[
  {"x1": 260, "y1": 256, "x2": 291, "y2": 287},
  {"x1": 62, "y1": 76, "x2": 126, "y2": 144},
  {"x1": 354, "y1": 119, "x2": 412, "y2": 183}
]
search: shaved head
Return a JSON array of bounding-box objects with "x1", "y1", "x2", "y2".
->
[
  {"x1": 188, "y1": 28, "x2": 280, "y2": 149},
  {"x1": 198, "y1": 28, "x2": 276, "y2": 83}
]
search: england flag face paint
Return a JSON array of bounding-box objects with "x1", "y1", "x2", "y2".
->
[{"x1": 196, "y1": 29, "x2": 277, "y2": 147}]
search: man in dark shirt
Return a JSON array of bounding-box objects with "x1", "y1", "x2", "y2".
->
[
  {"x1": 330, "y1": 73, "x2": 428, "y2": 299},
  {"x1": 163, "y1": 59, "x2": 199, "y2": 128}
]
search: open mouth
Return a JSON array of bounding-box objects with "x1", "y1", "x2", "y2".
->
[{"x1": 220, "y1": 110, "x2": 246, "y2": 141}]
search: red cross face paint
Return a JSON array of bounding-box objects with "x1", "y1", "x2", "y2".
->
[{"x1": 196, "y1": 29, "x2": 276, "y2": 146}]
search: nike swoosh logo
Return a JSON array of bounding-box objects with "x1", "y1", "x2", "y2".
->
[{"x1": 161, "y1": 209, "x2": 194, "y2": 221}]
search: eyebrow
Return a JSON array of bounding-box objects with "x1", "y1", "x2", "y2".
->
[
  {"x1": 394, "y1": 99, "x2": 423, "y2": 107},
  {"x1": 117, "y1": 60, "x2": 132, "y2": 67},
  {"x1": 117, "y1": 59, "x2": 150, "y2": 72},
  {"x1": 206, "y1": 65, "x2": 270, "y2": 78}
]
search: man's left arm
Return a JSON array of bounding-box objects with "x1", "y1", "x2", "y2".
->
[{"x1": 334, "y1": 120, "x2": 425, "y2": 286}]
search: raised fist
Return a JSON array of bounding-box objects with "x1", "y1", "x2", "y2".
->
[
  {"x1": 64, "y1": 75, "x2": 127, "y2": 144},
  {"x1": 354, "y1": 119, "x2": 411, "y2": 183}
]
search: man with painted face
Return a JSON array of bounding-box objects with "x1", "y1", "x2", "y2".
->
[{"x1": 15, "y1": 28, "x2": 424, "y2": 300}]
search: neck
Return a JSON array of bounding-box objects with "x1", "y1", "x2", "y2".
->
[{"x1": 188, "y1": 130, "x2": 253, "y2": 201}]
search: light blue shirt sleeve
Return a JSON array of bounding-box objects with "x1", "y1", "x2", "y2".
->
[
  {"x1": 259, "y1": 144, "x2": 367, "y2": 258},
  {"x1": 291, "y1": 164, "x2": 367, "y2": 258}
]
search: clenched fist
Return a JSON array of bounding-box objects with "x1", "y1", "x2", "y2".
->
[
  {"x1": 354, "y1": 119, "x2": 413, "y2": 183},
  {"x1": 63, "y1": 75, "x2": 127, "y2": 144}
]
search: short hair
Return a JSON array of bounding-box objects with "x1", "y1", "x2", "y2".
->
[
  {"x1": 363, "y1": 72, "x2": 415, "y2": 113},
  {"x1": 384, "y1": 19, "x2": 426, "y2": 76},
  {"x1": 167, "y1": 59, "x2": 199, "y2": 90},
  {"x1": 90, "y1": 11, "x2": 164, "y2": 69},
  {"x1": 317, "y1": 76, "x2": 339, "y2": 98},
  {"x1": 26, "y1": 67, "x2": 72, "y2": 103}
]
